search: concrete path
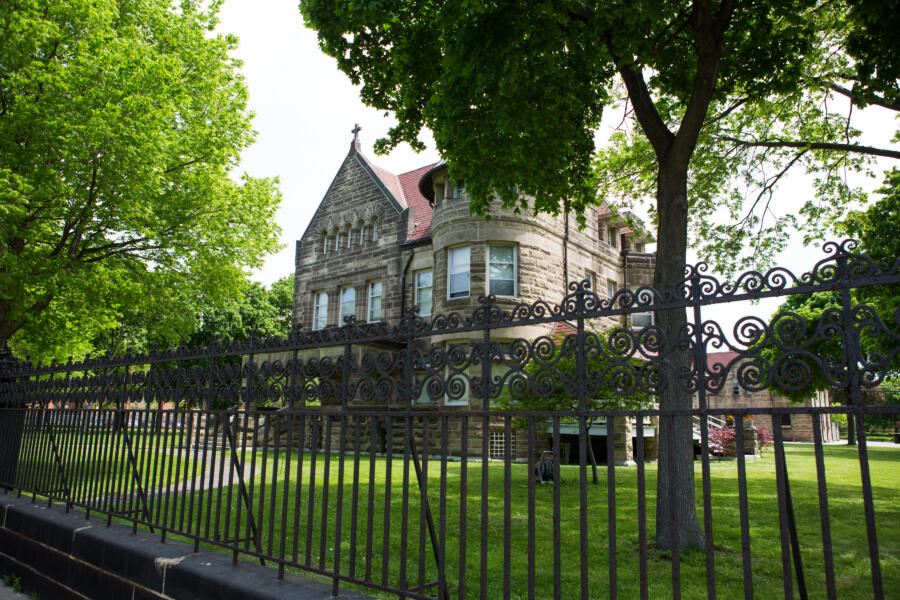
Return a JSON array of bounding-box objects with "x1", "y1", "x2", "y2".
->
[{"x1": 0, "y1": 582, "x2": 30, "y2": 600}]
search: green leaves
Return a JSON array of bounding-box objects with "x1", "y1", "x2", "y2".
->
[{"x1": 0, "y1": 0, "x2": 282, "y2": 362}]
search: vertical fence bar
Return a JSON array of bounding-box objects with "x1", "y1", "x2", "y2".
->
[
  {"x1": 666, "y1": 413, "x2": 681, "y2": 600},
  {"x1": 636, "y1": 415, "x2": 648, "y2": 600},
  {"x1": 381, "y1": 415, "x2": 393, "y2": 586},
  {"x1": 811, "y1": 411, "x2": 837, "y2": 600},
  {"x1": 458, "y1": 417, "x2": 468, "y2": 600},
  {"x1": 503, "y1": 415, "x2": 512, "y2": 600},
  {"x1": 781, "y1": 426, "x2": 807, "y2": 600},
  {"x1": 527, "y1": 417, "x2": 536, "y2": 600},
  {"x1": 279, "y1": 411, "x2": 294, "y2": 579},
  {"x1": 214, "y1": 410, "x2": 229, "y2": 542},
  {"x1": 267, "y1": 410, "x2": 281, "y2": 558},
  {"x1": 606, "y1": 411, "x2": 616, "y2": 600},
  {"x1": 772, "y1": 415, "x2": 794, "y2": 600},
  {"x1": 365, "y1": 415, "x2": 376, "y2": 582},
  {"x1": 417, "y1": 415, "x2": 429, "y2": 596},
  {"x1": 439, "y1": 414, "x2": 449, "y2": 600},
  {"x1": 399, "y1": 413, "x2": 411, "y2": 598},
  {"x1": 318, "y1": 415, "x2": 332, "y2": 571},
  {"x1": 349, "y1": 416, "x2": 362, "y2": 579},
  {"x1": 333, "y1": 339, "x2": 352, "y2": 594},
  {"x1": 291, "y1": 412, "x2": 307, "y2": 565},
  {"x1": 552, "y1": 416, "x2": 561, "y2": 600},
  {"x1": 734, "y1": 419, "x2": 753, "y2": 600}
]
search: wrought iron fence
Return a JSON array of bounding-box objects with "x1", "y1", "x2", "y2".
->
[{"x1": 0, "y1": 239, "x2": 898, "y2": 600}]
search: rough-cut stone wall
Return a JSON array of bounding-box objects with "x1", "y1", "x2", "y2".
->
[
  {"x1": 293, "y1": 145, "x2": 407, "y2": 331},
  {"x1": 426, "y1": 168, "x2": 651, "y2": 325}
]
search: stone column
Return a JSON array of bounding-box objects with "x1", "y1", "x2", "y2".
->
[
  {"x1": 742, "y1": 424, "x2": 759, "y2": 456},
  {"x1": 613, "y1": 416, "x2": 635, "y2": 466}
]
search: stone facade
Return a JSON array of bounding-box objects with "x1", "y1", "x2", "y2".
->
[{"x1": 289, "y1": 141, "x2": 658, "y2": 463}]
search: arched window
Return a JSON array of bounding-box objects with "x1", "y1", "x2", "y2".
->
[
  {"x1": 371, "y1": 219, "x2": 379, "y2": 242},
  {"x1": 361, "y1": 224, "x2": 371, "y2": 243},
  {"x1": 322, "y1": 235, "x2": 329, "y2": 255}
]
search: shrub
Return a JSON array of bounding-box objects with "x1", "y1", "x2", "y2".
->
[{"x1": 707, "y1": 425, "x2": 774, "y2": 455}]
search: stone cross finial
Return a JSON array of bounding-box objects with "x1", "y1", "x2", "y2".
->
[{"x1": 351, "y1": 123, "x2": 362, "y2": 143}]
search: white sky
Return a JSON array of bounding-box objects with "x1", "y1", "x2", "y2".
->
[{"x1": 217, "y1": 1, "x2": 898, "y2": 337}]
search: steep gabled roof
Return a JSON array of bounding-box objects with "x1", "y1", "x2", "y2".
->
[{"x1": 369, "y1": 161, "x2": 407, "y2": 209}]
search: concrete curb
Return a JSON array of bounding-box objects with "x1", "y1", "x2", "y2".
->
[{"x1": 0, "y1": 494, "x2": 372, "y2": 600}]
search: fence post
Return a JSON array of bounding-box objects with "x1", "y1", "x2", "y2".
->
[{"x1": 837, "y1": 251, "x2": 883, "y2": 599}]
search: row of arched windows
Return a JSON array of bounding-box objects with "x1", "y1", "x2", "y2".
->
[{"x1": 320, "y1": 218, "x2": 378, "y2": 255}]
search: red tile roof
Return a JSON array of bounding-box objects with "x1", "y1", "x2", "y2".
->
[{"x1": 398, "y1": 163, "x2": 439, "y2": 241}]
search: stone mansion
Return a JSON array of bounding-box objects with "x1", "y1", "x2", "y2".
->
[
  {"x1": 288, "y1": 138, "x2": 657, "y2": 463},
  {"x1": 292, "y1": 138, "x2": 656, "y2": 339}
]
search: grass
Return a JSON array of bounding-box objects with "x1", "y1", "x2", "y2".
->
[
  {"x1": 10, "y1": 412, "x2": 897, "y2": 598},
  {"x1": 148, "y1": 443, "x2": 900, "y2": 600}
]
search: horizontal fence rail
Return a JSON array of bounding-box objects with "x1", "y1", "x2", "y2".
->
[{"x1": 1, "y1": 239, "x2": 898, "y2": 599}]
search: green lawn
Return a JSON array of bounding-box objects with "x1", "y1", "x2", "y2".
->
[{"x1": 154, "y1": 443, "x2": 899, "y2": 600}]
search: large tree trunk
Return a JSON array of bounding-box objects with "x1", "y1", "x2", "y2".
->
[{"x1": 653, "y1": 164, "x2": 706, "y2": 551}]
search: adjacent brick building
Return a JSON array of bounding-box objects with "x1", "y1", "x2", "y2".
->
[{"x1": 700, "y1": 352, "x2": 840, "y2": 443}]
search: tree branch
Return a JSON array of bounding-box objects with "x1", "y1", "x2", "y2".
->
[
  {"x1": 615, "y1": 64, "x2": 674, "y2": 158},
  {"x1": 718, "y1": 136, "x2": 900, "y2": 160},
  {"x1": 829, "y1": 82, "x2": 900, "y2": 112},
  {"x1": 164, "y1": 155, "x2": 210, "y2": 174},
  {"x1": 669, "y1": 0, "x2": 735, "y2": 171}
]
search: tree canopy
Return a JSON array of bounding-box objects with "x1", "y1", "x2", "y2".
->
[
  {"x1": 87, "y1": 274, "x2": 295, "y2": 360},
  {"x1": 0, "y1": 0, "x2": 282, "y2": 362}
]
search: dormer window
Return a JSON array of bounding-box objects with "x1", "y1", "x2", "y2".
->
[
  {"x1": 608, "y1": 227, "x2": 618, "y2": 249},
  {"x1": 444, "y1": 179, "x2": 466, "y2": 199}
]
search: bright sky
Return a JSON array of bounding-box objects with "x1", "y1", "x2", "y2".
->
[{"x1": 217, "y1": 1, "x2": 898, "y2": 336}]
